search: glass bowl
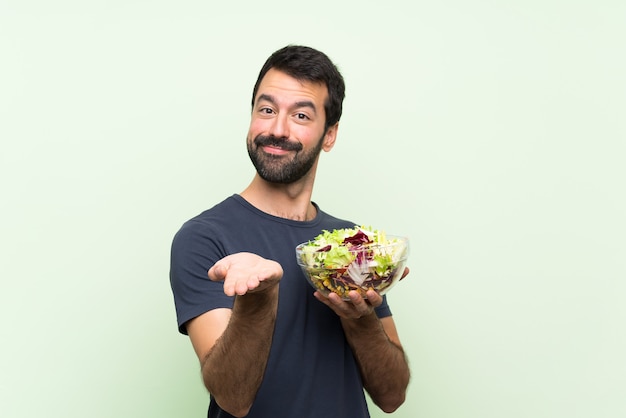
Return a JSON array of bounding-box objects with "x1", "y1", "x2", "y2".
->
[{"x1": 295, "y1": 235, "x2": 409, "y2": 300}]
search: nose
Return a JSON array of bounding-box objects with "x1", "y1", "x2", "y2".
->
[{"x1": 268, "y1": 113, "x2": 289, "y2": 139}]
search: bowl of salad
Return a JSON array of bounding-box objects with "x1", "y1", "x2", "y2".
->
[{"x1": 295, "y1": 226, "x2": 409, "y2": 300}]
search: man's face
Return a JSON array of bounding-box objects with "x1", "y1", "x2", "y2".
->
[{"x1": 247, "y1": 69, "x2": 337, "y2": 184}]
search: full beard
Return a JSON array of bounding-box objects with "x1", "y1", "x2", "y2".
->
[{"x1": 247, "y1": 134, "x2": 325, "y2": 184}]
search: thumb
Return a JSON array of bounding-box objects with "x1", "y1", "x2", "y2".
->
[
  {"x1": 208, "y1": 261, "x2": 229, "y2": 282},
  {"x1": 399, "y1": 267, "x2": 409, "y2": 281}
]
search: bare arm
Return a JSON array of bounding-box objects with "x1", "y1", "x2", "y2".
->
[
  {"x1": 340, "y1": 313, "x2": 410, "y2": 412},
  {"x1": 186, "y1": 253, "x2": 282, "y2": 418},
  {"x1": 313, "y1": 268, "x2": 411, "y2": 413}
]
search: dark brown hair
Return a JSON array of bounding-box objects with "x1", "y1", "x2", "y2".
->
[{"x1": 251, "y1": 45, "x2": 346, "y2": 130}]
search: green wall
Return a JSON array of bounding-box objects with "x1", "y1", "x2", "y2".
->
[{"x1": 1, "y1": 1, "x2": 624, "y2": 417}]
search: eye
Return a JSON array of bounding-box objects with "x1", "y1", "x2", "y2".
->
[
  {"x1": 295, "y1": 112, "x2": 310, "y2": 120},
  {"x1": 260, "y1": 107, "x2": 275, "y2": 115}
]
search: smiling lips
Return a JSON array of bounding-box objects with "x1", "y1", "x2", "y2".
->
[
  {"x1": 262, "y1": 145, "x2": 293, "y2": 156},
  {"x1": 254, "y1": 135, "x2": 303, "y2": 154}
]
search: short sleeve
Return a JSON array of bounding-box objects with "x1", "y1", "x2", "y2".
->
[
  {"x1": 374, "y1": 295, "x2": 392, "y2": 318},
  {"x1": 169, "y1": 220, "x2": 234, "y2": 334}
]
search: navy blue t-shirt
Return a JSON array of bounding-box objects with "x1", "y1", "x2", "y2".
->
[{"x1": 170, "y1": 195, "x2": 392, "y2": 418}]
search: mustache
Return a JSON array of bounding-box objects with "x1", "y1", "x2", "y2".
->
[{"x1": 254, "y1": 135, "x2": 303, "y2": 152}]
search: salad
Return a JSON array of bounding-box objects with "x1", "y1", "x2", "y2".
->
[{"x1": 296, "y1": 226, "x2": 408, "y2": 298}]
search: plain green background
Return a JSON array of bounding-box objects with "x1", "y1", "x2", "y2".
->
[{"x1": 1, "y1": 1, "x2": 624, "y2": 417}]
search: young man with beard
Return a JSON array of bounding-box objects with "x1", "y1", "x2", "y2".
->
[{"x1": 170, "y1": 45, "x2": 410, "y2": 418}]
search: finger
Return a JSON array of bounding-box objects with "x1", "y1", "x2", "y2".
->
[
  {"x1": 348, "y1": 291, "x2": 373, "y2": 314},
  {"x1": 234, "y1": 279, "x2": 252, "y2": 295},
  {"x1": 222, "y1": 281, "x2": 236, "y2": 297},
  {"x1": 318, "y1": 291, "x2": 347, "y2": 310},
  {"x1": 259, "y1": 261, "x2": 283, "y2": 282},
  {"x1": 246, "y1": 275, "x2": 261, "y2": 291},
  {"x1": 208, "y1": 262, "x2": 228, "y2": 282},
  {"x1": 313, "y1": 291, "x2": 331, "y2": 306},
  {"x1": 399, "y1": 267, "x2": 410, "y2": 281},
  {"x1": 364, "y1": 290, "x2": 383, "y2": 307},
  {"x1": 326, "y1": 292, "x2": 353, "y2": 315},
  {"x1": 328, "y1": 291, "x2": 346, "y2": 306},
  {"x1": 348, "y1": 290, "x2": 365, "y2": 305}
]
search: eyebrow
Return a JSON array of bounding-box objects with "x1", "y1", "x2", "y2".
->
[{"x1": 257, "y1": 93, "x2": 318, "y2": 114}]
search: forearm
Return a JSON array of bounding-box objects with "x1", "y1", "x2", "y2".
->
[
  {"x1": 202, "y1": 288, "x2": 279, "y2": 417},
  {"x1": 341, "y1": 313, "x2": 410, "y2": 413}
]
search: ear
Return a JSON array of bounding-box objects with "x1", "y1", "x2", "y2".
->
[{"x1": 322, "y1": 123, "x2": 339, "y2": 152}]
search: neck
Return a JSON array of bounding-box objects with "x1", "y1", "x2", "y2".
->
[{"x1": 240, "y1": 175, "x2": 317, "y2": 221}]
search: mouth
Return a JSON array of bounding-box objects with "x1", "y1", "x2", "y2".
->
[
  {"x1": 254, "y1": 135, "x2": 303, "y2": 154},
  {"x1": 261, "y1": 144, "x2": 293, "y2": 156}
]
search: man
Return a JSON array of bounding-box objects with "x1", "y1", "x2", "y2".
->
[{"x1": 170, "y1": 45, "x2": 410, "y2": 418}]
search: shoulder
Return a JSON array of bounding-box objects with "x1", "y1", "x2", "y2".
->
[
  {"x1": 172, "y1": 195, "x2": 242, "y2": 242},
  {"x1": 313, "y1": 203, "x2": 356, "y2": 230},
  {"x1": 170, "y1": 197, "x2": 238, "y2": 265}
]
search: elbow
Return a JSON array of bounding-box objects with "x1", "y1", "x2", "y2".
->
[
  {"x1": 203, "y1": 373, "x2": 255, "y2": 416},
  {"x1": 369, "y1": 371, "x2": 410, "y2": 413},
  {"x1": 212, "y1": 398, "x2": 252, "y2": 418},
  {"x1": 205, "y1": 382, "x2": 253, "y2": 417},
  {"x1": 226, "y1": 407, "x2": 252, "y2": 418},
  {"x1": 376, "y1": 392, "x2": 406, "y2": 413}
]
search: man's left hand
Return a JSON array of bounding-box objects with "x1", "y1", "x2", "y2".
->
[{"x1": 313, "y1": 267, "x2": 409, "y2": 319}]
